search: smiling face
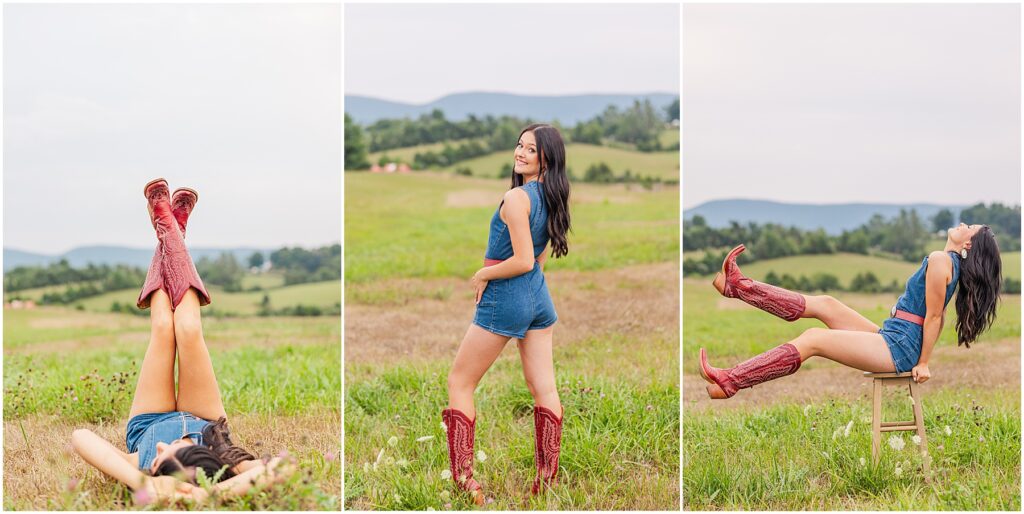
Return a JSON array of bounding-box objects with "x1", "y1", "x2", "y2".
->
[
  {"x1": 948, "y1": 222, "x2": 984, "y2": 249},
  {"x1": 150, "y1": 437, "x2": 196, "y2": 474},
  {"x1": 513, "y1": 130, "x2": 541, "y2": 179}
]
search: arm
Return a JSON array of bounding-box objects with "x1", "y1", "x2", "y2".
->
[
  {"x1": 472, "y1": 189, "x2": 536, "y2": 303},
  {"x1": 913, "y1": 251, "x2": 953, "y2": 383},
  {"x1": 536, "y1": 243, "x2": 549, "y2": 272},
  {"x1": 71, "y1": 429, "x2": 196, "y2": 502},
  {"x1": 199, "y1": 457, "x2": 293, "y2": 500}
]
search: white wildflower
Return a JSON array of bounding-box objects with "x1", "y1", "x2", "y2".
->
[
  {"x1": 440, "y1": 421, "x2": 447, "y2": 432},
  {"x1": 396, "y1": 459, "x2": 410, "y2": 468},
  {"x1": 894, "y1": 465, "x2": 903, "y2": 477},
  {"x1": 440, "y1": 469, "x2": 452, "y2": 480},
  {"x1": 388, "y1": 436, "x2": 399, "y2": 447},
  {"x1": 394, "y1": 494, "x2": 402, "y2": 503},
  {"x1": 859, "y1": 457, "x2": 866, "y2": 467},
  {"x1": 912, "y1": 435, "x2": 922, "y2": 445},
  {"x1": 844, "y1": 420, "x2": 854, "y2": 438},
  {"x1": 888, "y1": 435, "x2": 906, "y2": 451},
  {"x1": 416, "y1": 435, "x2": 435, "y2": 443},
  {"x1": 385, "y1": 456, "x2": 395, "y2": 466},
  {"x1": 476, "y1": 450, "x2": 487, "y2": 463},
  {"x1": 944, "y1": 425, "x2": 952, "y2": 436},
  {"x1": 363, "y1": 462, "x2": 370, "y2": 473},
  {"x1": 439, "y1": 490, "x2": 450, "y2": 501},
  {"x1": 979, "y1": 435, "x2": 985, "y2": 443},
  {"x1": 373, "y1": 448, "x2": 385, "y2": 470},
  {"x1": 803, "y1": 405, "x2": 811, "y2": 416}
]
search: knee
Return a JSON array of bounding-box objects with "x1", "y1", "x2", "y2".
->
[
  {"x1": 524, "y1": 376, "x2": 556, "y2": 401},
  {"x1": 447, "y1": 370, "x2": 475, "y2": 394},
  {"x1": 151, "y1": 310, "x2": 174, "y2": 337},
  {"x1": 796, "y1": 327, "x2": 828, "y2": 355},
  {"x1": 173, "y1": 314, "x2": 202, "y2": 342}
]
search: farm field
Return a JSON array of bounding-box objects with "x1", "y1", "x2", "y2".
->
[
  {"x1": 344, "y1": 170, "x2": 680, "y2": 510},
  {"x1": 3, "y1": 306, "x2": 341, "y2": 510},
  {"x1": 439, "y1": 143, "x2": 678, "y2": 180},
  {"x1": 682, "y1": 274, "x2": 1021, "y2": 510}
]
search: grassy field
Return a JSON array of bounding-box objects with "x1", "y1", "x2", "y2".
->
[
  {"x1": 682, "y1": 273, "x2": 1021, "y2": 510},
  {"x1": 345, "y1": 172, "x2": 679, "y2": 286},
  {"x1": 7, "y1": 276, "x2": 339, "y2": 318},
  {"x1": 437, "y1": 143, "x2": 678, "y2": 180},
  {"x1": 345, "y1": 170, "x2": 680, "y2": 510},
  {"x1": 3, "y1": 306, "x2": 341, "y2": 510}
]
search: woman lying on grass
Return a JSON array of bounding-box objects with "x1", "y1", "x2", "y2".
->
[
  {"x1": 699, "y1": 222, "x2": 1001, "y2": 398},
  {"x1": 70, "y1": 179, "x2": 292, "y2": 504}
]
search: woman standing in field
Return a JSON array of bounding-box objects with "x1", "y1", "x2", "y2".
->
[
  {"x1": 699, "y1": 223, "x2": 1001, "y2": 399},
  {"x1": 443, "y1": 124, "x2": 571, "y2": 503},
  {"x1": 70, "y1": 179, "x2": 289, "y2": 504}
]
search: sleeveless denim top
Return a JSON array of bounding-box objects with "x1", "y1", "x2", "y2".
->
[
  {"x1": 484, "y1": 180, "x2": 549, "y2": 260},
  {"x1": 881, "y1": 251, "x2": 961, "y2": 341}
]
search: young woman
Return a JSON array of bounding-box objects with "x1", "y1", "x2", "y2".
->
[
  {"x1": 699, "y1": 223, "x2": 1002, "y2": 399},
  {"x1": 443, "y1": 124, "x2": 571, "y2": 503},
  {"x1": 70, "y1": 179, "x2": 289, "y2": 504}
]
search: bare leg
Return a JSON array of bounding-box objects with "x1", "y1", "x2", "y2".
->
[
  {"x1": 173, "y1": 289, "x2": 227, "y2": 421},
  {"x1": 447, "y1": 324, "x2": 510, "y2": 420},
  {"x1": 129, "y1": 290, "x2": 177, "y2": 418},
  {"x1": 518, "y1": 327, "x2": 562, "y2": 413},
  {"x1": 790, "y1": 327, "x2": 896, "y2": 372},
  {"x1": 801, "y1": 294, "x2": 880, "y2": 332}
]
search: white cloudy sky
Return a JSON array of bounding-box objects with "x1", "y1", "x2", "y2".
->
[
  {"x1": 683, "y1": 4, "x2": 1021, "y2": 208},
  {"x1": 4, "y1": 4, "x2": 340, "y2": 254},
  {"x1": 345, "y1": 3, "x2": 680, "y2": 103}
]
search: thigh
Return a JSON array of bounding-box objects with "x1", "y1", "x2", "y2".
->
[
  {"x1": 518, "y1": 327, "x2": 556, "y2": 387},
  {"x1": 803, "y1": 294, "x2": 880, "y2": 332},
  {"x1": 129, "y1": 290, "x2": 178, "y2": 418},
  {"x1": 450, "y1": 324, "x2": 511, "y2": 385},
  {"x1": 795, "y1": 328, "x2": 896, "y2": 373},
  {"x1": 174, "y1": 289, "x2": 227, "y2": 421}
]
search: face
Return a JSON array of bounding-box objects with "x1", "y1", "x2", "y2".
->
[
  {"x1": 513, "y1": 131, "x2": 541, "y2": 178},
  {"x1": 948, "y1": 222, "x2": 983, "y2": 248},
  {"x1": 150, "y1": 437, "x2": 195, "y2": 473}
]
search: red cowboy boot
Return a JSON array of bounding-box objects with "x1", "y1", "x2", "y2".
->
[
  {"x1": 170, "y1": 187, "x2": 199, "y2": 239},
  {"x1": 699, "y1": 344, "x2": 803, "y2": 399},
  {"x1": 136, "y1": 179, "x2": 211, "y2": 310},
  {"x1": 531, "y1": 405, "x2": 563, "y2": 495},
  {"x1": 442, "y1": 408, "x2": 484, "y2": 505},
  {"x1": 713, "y1": 244, "x2": 806, "y2": 321}
]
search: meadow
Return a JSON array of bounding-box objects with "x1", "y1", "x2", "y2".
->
[
  {"x1": 682, "y1": 251, "x2": 1021, "y2": 509},
  {"x1": 344, "y1": 172, "x2": 680, "y2": 510},
  {"x1": 3, "y1": 306, "x2": 341, "y2": 510}
]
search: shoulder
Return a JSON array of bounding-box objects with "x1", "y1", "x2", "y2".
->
[
  {"x1": 927, "y1": 251, "x2": 952, "y2": 265},
  {"x1": 926, "y1": 251, "x2": 953, "y2": 276},
  {"x1": 502, "y1": 187, "x2": 530, "y2": 206}
]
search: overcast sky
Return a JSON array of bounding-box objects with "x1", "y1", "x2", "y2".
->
[
  {"x1": 683, "y1": 4, "x2": 1021, "y2": 208},
  {"x1": 345, "y1": 3, "x2": 679, "y2": 103},
  {"x1": 4, "y1": 4, "x2": 340, "y2": 254}
]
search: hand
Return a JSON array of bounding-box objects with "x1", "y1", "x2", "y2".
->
[
  {"x1": 265, "y1": 457, "x2": 297, "y2": 484},
  {"x1": 142, "y1": 475, "x2": 197, "y2": 503},
  {"x1": 911, "y1": 363, "x2": 931, "y2": 384},
  {"x1": 471, "y1": 270, "x2": 489, "y2": 305}
]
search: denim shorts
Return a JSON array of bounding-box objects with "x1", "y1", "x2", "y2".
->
[
  {"x1": 474, "y1": 263, "x2": 557, "y2": 339},
  {"x1": 879, "y1": 318, "x2": 923, "y2": 373},
  {"x1": 126, "y1": 411, "x2": 210, "y2": 470}
]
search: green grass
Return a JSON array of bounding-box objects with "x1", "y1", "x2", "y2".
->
[
  {"x1": 683, "y1": 275, "x2": 1021, "y2": 509},
  {"x1": 367, "y1": 139, "x2": 487, "y2": 166},
  {"x1": 344, "y1": 172, "x2": 679, "y2": 284},
  {"x1": 437, "y1": 143, "x2": 678, "y2": 180},
  {"x1": 4, "y1": 307, "x2": 340, "y2": 510},
  {"x1": 345, "y1": 332, "x2": 679, "y2": 510}
]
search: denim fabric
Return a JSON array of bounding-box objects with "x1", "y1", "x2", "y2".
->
[
  {"x1": 476, "y1": 180, "x2": 557, "y2": 338},
  {"x1": 879, "y1": 251, "x2": 961, "y2": 372},
  {"x1": 126, "y1": 411, "x2": 211, "y2": 470},
  {"x1": 484, "y1": 181, "x2": 549, "y2": 260}
]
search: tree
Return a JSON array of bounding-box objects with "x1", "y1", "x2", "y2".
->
[
  {"x1": 248, "y1": 252, "x2": 265, "y2": 269},
  {"x1": 664, "y1": 97, "x2": 680, "y2": 123},
  {"x1": 931, "y1": 208, "x2": 955, "y2": 233},
  {"x1": 344, "y1": 113, "x2": 370, "y2": 170}
]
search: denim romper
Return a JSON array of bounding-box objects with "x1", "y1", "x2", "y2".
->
[
  {"x1": 126, "y1": 411, "x2": 211, "y2": 470},
  {"x1": 879, "y1": 251, "x2": 960, "y2": 373},
  {"x1": 473, "y1": 180, "x2": 558, "y2": 339}
]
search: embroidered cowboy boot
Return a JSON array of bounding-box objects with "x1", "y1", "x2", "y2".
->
[
  {"x1": 137, "y1": 178, "x2": 169, "y2": 309},
  {"x1": 713, "y1": 244, "x2": 806, "y2": 321},
  {"x1": 698, "y1": 344, "x2": 803, "y2": 399},
  {"x1": 442, "y1": 408, "x2": 484, "y2": 505},
  {"x1": 170, "y1": 187, "x2": 199, "y2": 239},
  {"x1": 531, "y1": 405, "x2": 563, "y2": 495}
]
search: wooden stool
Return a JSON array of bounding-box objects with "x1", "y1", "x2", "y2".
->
[{"x1": 864, "y1": 372, "x2": 929, "y2": 476}]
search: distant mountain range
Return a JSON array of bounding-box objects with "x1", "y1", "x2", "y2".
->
[
  {"x1": 4, "y1": 246, "x2": 272, "y2": 272},
  {"x1": 345, "y1": 92, "x2": 679, "y2": 125},
  {"x1": 685, "y1": 199, "x2": 964, "y2": 234}
]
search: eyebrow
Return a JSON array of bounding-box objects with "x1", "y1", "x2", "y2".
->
[{"x1": 518, "y1": 140, "x2": 536, "y2": 148}]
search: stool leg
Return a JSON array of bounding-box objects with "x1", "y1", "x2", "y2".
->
[
  {"x1": 908, "y1": 380, "x2": 930, "y2": 479},
  {"x1": 871, "y1": 378, "x2": 882, "y2": 464}
]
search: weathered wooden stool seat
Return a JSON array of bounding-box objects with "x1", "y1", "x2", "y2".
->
[{"x1": 864, "y1": 371, "x2": 929, "y2": 477}]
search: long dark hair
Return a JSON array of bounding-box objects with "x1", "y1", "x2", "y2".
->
[
  {"x1": 510, "y1": 124, "x2": 571, "y2": 258},
  {"x1": 152, "y1": 417, "x2": 255, "y2": 484},
  {"x1": 955, "y1": 226, "x2": 1001, "y2": 347}
]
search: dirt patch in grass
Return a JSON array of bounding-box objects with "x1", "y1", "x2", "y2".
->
[
  {"x1": 344, "y1": 262, "x2": 679, "y2": 365},
  {"x1": 3, "y1": 410, "x2": 340, "y2": 510},
  {"x1": 685, "y1": 338, "x2": 1020, "y2": 412}
]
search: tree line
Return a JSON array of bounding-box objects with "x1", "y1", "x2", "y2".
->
[{"x1": 344, "y1": 98, "x2": 679, "y2": 171}]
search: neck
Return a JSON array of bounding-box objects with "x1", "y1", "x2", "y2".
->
[{"x1": 942, "y1": 239, "x2": 959, "y2": 253}]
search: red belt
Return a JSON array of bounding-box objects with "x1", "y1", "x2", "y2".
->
[
  {"x1": 483, "y1": 257, "x2": 538, "y2": 266},
  {"x1": 891, "y1": 308, "x2": 925, "y2": 325}
]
